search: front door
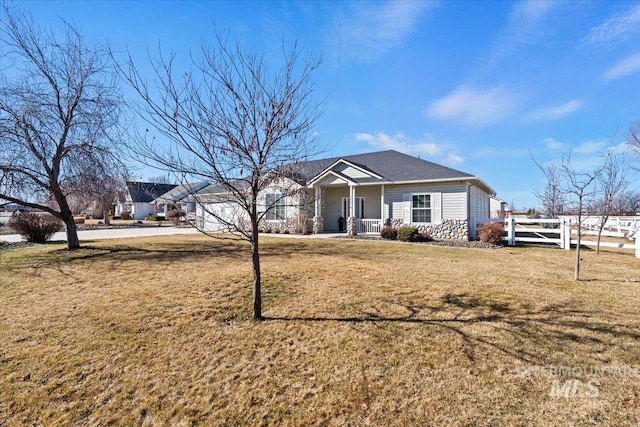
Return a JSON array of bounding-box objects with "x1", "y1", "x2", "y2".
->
[{"x1": 342, "y1": 197, "x2": 365, "y2": 219}]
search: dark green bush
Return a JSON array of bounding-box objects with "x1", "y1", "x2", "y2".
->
[
  {"x1": 380, "y1": 226, "x2": 397, "y2": 240},
  {"x1": 397, "y1": 226, "x2": 419, "y2": 242},
  {"x1": 478, "y1": 222, "x2": 504, "y2": 245},
  {"x1": 8, "y1": 213, "x2": 63, "y2": 243}
]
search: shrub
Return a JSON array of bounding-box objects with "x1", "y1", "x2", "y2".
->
[
  {"x1": 397, "y1": 226, "x2": 420, "y2": 242},
  {"x1": 120, "y1": 211, "x2": 131, "y2": 220},
  {"x1": 73, "y1": 216, "x2": 85, "y2": 225},
  {"x1": 8, "y1": 213, "x2": 63, "y2": 243},
  {"x1": 416, "y1": 231, "x2": 432, "y2": 242},
  {"x1": 380, "y1": 226, "x2": 397, "y2": 240},
  {"x1": 145, "y1": 214, "x2": 160, "y2": 221},
  {"x1": 477, "y1": 222, "x2": 504, "y2": 245},
  {"x1": 165, "y1": 209, "x2": 186, "y2": 220}
]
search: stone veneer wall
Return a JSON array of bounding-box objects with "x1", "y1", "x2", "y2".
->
[
  {"x1": 389, "y1": 218, "x2": 469, "y2": 241},
  {"x1": 258, "y1": 217, "x2": 312, "y2": 234},
  {"x1": 346, "y1": 216, "x2": 357, "y2": 236},
  {"x1": 313, "y1": 216, "x2": 323, "y2": 234}
]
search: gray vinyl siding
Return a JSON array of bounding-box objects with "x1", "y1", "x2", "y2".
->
[
  {"x1": 334, "y1": 163, "x2": 372, "y2": 179},
  {"x1": 469, "y1": 185, "x2": 490, "y2": 219},
  {"x1": 355, "y1": 186, "x2": 381, "y2": 220},
  {"x1": 322, "y1": 186, "x2": 348, "y2": 232},
  {"x1": 385, "y1": 183, "x2": 467, "y2": 222}
]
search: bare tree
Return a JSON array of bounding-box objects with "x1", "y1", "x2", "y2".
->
[
  {"x1": 147, "y1": 174, "x2": 174, "y2": 184},
  {"x1": 532, "y1": 157, "x2": 565, "y2": 219},
  {"x1": 628, "y1": 120, "x2": 640, "y2": 163},
  {"x1": 611, "y1": 190, "x2": 640, "y2": 215},
  {"x1": 591, "y1": 152, "x2": 627, "y2": 253},
  {"x1": 116, "y1": 33, "x2": 322, "y2": 319},
  {"x1": 0, "y1": 6, "x2": 124, "y2": 250},
  {"x1": 559, "y1": 155, "x2": 607, "y2": 281}
]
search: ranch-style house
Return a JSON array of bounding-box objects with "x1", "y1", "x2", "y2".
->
[{"x1": 195, "y1": 150, "x2": 498, "y2": 240}]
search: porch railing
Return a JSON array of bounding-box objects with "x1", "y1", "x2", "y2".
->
[{"x1": 357, "y1": 218, "x2": 381, "y2": 234}]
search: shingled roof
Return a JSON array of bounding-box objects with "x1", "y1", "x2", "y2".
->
[
  {"x1": 197, "y1": 150, "x2": 494, "y2": 195},
  {"x1": 296, "y1": 150, "x2": 475, "y2": 183},
  {"x1": 125, "y1": 181, "x2": 178, "y2": 203}
]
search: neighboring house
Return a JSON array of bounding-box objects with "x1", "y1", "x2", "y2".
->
[
  {"x1": 195, "y1": 150, "x2": 497, "y2": 240},
  {"x1": 152, "y1": 181, "x2": 211, "y2": 219},
  {"x1": 490, "y1": 197, "x2": 507, "y2": 219},
  {"x1": 115, "y1": 181, "x2": 177, "y2": 220}
]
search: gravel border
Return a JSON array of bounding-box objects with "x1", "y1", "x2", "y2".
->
[{"x1": 335, "y1": 235, "x2": 502, "y2": 249}]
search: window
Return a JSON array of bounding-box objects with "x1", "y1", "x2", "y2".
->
[
  {"x1": 266, "y1": 193, "x2": 286, "y2": 220},
  {"x1": 412, "y1": 194, "x2": 431, "y2": 223}
]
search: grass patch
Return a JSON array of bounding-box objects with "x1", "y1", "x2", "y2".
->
[{"x1": 1, "y1": 235, "x2": 639, "y2": 425}]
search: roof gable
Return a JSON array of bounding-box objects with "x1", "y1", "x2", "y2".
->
[
  {"x1": 155, "y1": 181, "x2": 210, "y2": 203},
  {"x1": 299, "y1": 150, "x2": 475, "y2": 183}
]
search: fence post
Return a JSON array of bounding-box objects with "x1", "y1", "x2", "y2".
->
[
  {"x1": 507, "y1": 216, "x2": 515, "y2": 246},
  {"x1": 563, "y1": 220, "x2": 571, "y2": 250},
  {"x1": 636, "y1": 235, "x2": 640, "y2": 259}
]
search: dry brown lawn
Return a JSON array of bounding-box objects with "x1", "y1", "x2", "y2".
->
[{"x1": 1, "y1": 235, "x2": 639, "y2": 426}]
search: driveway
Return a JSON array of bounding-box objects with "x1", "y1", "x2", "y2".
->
[
  {"x1": 0, "y1": 226, "x2": 200, "y2": 243},
  {"x1": 0, "y1": 226, "x2": 344, "y2": 243}
]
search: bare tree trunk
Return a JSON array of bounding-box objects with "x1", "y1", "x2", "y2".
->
[
  {"x1": 64, "y1": 216, "x2": 81, "y2": 250},
  {"x1": 574, "y1": 212, "x2": 582, "y2": 281},
  {"x1": 574, "y1": 233, "x2": 581, "y2": 281},
  {"x1": 595, "y1": 223, "x2": 604, "y2": 254},
  {"x1": 251, "y1": 223, "x2": 262, "y2": 320},
  {"x1": 54, "y1": 188, "x2": 81, "y2": 250}
]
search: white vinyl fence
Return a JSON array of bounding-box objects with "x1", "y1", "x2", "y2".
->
[{"x1": 472, "y1": 216, "x2": 640, "y2": 258}]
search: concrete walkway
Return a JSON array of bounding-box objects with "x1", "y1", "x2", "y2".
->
[{"x1": 0, "y1": 226, "x2": 344, "y2": 243}]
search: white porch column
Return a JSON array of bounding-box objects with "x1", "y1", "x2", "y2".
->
[
  {"x1": 313, "y1": 186, "x2": 323, "y2": 234},
  {"x1": 314, "y1": 187, "x2": 322, "y2": 217},
  {"x1": 380, "y1": 184, "x2": 385, "y2": 227},
  {"x1": 347, "y1": 185, "x2": 357, "y2": 236},
  {"x1": 349, "y1": 185, "x2": 356, "y2": 218}
]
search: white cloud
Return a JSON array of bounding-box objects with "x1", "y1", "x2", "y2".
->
[
  {"x1": 543, "y1": 137, "x2": 567, "y2": 151},
  {"x1": 354, "y1": 131, "x2": 441, "y2": 157},
  {"x1": 445, "y1": 153, "x2": 465, "y2": 165},
  {"x1": 426, "y1": 85, "x2": 521, "y2": 128},
  {"x1": 330, "y1": 1, "x2": 435, "y2": 63},
  {"x1": 486, "y1": 0, "x2": 558, "y2": 66},
  {"x1": 574, "y1": 140, "x2": 606, "y2": 155},
  {"x1": 603, "y1": 53, "x2": 640, "y2": 81},
  {"x1": 583, "y1": 3, "x2": 640, "y2": 47},
  {"x1": 525, "y1": 99, "x2": 583, "y2": 122}
]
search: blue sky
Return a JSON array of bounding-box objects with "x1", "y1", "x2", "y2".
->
[{"x1": 8, "y1": 0, "x2": 640, "y2": 209}]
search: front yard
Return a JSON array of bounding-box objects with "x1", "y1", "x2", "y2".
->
[{"x1": 0, "y1": 236, "x2": 638, "y2": 425}]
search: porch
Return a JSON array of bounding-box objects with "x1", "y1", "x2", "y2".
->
[{"x1": 310, "y1": 183, "x2": 386, "y2": 235}]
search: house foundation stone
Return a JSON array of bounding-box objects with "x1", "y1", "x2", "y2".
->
[
  {"x1": 347, "y1": 216, "x2": 357, "y2": 236},
  {"x1": 313, "y1": 216, "x2": 324, "y2": 234}
]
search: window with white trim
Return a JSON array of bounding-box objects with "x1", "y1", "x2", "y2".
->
[
  {"x1": 266, "y1": 193, "x2": 286, "y2": 220},
  {"x1": 412, "y1": 194, "x2": 431, "y2": 223}
]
